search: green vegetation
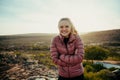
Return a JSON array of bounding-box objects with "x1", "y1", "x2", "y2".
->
[
  {"x1": 83, "y1": 61, "x2": 115, "y2": 80},
  {"x1": 106, "y1": 47, "x2": 120, "y2": 61},
  {"x1": 31, "y1": 51, "x2": 56, "y2": 69},
  {"x1": 84, "y1": 69, "x2": 113, "y2": 80},
  {"x1": 85, "y1": 46, "x2": 109, "y2": 61}
]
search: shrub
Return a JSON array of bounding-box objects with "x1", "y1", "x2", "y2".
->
[
  {"x1": 85, "y1": 65, "x2": 94, "y2": 72},
  {"x1": 96, "y1": 69, "x2": 113, "y2": 80},
  {"x1": 92, "y1": 63, "x2": 106, "y2": 72}
]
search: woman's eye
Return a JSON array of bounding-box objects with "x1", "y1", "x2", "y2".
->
[
  {"x1": 60, "y1": 26, "x2": 63, "y2": 28},
  {"x1": 65, "y1": 26, "x2": 69, "y2": 28}
]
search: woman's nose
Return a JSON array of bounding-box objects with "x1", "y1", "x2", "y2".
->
[{"x1": 62, "y1": 27, "x2": 66, "y2": 30}]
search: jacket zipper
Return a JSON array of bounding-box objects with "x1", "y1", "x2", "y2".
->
[
  {"x1": 59, "y1": 36, "x2": 70, "y2": 78},
  {"x1": 65, "y1": 44, "x2": 70, "y2": 78}
]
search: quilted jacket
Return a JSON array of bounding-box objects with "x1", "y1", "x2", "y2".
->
[{"x1": 50, "y1": 34, "x2": 84, "y2": 78}]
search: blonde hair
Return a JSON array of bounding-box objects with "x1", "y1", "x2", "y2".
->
[{"x1": 58, "y1": 18, "x2": 78, "y2": 35}]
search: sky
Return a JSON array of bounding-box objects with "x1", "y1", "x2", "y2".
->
[{"x1": 0, "y1": 0, "x2": 120, "y2": 35}]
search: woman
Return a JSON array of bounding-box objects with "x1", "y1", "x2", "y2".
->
[{"x1": 50, "y1": 18, "x2": 84, "y2": 80}]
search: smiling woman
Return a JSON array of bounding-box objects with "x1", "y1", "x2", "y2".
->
[
  {"x1": 50, "y1": 18, "x2": 84, "y2": 80},
  {"x1": 58, "y1": 18, "x2": 78, "y2": 38}
]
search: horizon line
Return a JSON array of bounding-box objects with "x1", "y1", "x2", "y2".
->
[{"x1": 0, "y1": 28, "x2": 120, "y2": 36}]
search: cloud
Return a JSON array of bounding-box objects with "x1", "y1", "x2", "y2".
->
[{"x1": 0, "y1": 0, "x2": 120, "y2": 35}]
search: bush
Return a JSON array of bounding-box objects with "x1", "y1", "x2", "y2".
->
[
  {"x1": 83, "y1": 61, "x2": 106, "y2": 72},
  {"x1": 109, "y1": 67, "x2": 118, "y2": 71},
  {"x1": 85, "y1": 65, "x2": 94, "y2": 72},
  {"x1": 85, "y1": 46, "x2": 109, "y2": 60},
  {"x1": 84, "y1": 71, "x2": 95, "y2": 80},
  {"x1": 92, "y1": 63, "x2": 106, "y2": 72},
  {"x1": 83, "y1": 61, "x2": 93, "y2": 67},
  {"x1": 84, "y1": 69, "x2": 113, "y2": 80},
  {"x1": 96, "y1": 69, "x2": 113, "y2": 80}
]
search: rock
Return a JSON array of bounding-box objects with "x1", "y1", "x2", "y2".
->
[{"x1": 0, "y1": 52, "x2": 58, "y2": 80}]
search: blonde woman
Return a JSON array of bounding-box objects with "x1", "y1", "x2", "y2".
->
[{"x1": 50, "y1": 18, "x2": 84, "y2": 80}]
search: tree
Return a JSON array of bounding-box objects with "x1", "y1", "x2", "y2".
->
[{"x1": 85, "y1": 46, "x2": 109, "y2": 62}]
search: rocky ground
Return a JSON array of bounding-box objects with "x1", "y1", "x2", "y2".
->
[
  {"x1": 0, "y1": 52, "x2": 58, "y2": 80},
  {"x1": 1, "y1": 63, "x2": 58, "y2": 80},
  {"x1": 1, "y1": 51, "x2": 120, "y2": 80}
]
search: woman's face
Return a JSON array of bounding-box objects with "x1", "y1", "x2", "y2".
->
[{"x1": 59, "y1": 20, "x2": 71, "y2": 38}]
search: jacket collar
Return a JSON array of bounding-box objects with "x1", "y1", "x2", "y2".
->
[{"x1": 59, "y1": 33, "x2": 76, "y2": 43}]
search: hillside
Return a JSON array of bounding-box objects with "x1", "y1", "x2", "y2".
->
[
  {"x1": 0, "y1": 29, "x2": 120, "y2": 50},
  {"x1": 80, "y1": 29, "x2": 120, "y2": 45},
  {"x1": 0, "y1": 33, "x2": 56, "y2": 50}
]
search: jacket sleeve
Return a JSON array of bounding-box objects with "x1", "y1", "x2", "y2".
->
[
  {"x1": 60, "y1": 35, "x2": 84, "y2": 64},
  {"x1": 50, "y1": 37, "x2": 68, "y2": 67}
]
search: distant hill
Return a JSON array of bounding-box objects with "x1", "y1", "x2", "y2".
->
[
  {"x1": 0, "y1": 29, "x2": 120, "y2": 50},
  {"x1": 80, "y1": 29, "x2": 120, "y2": 45}
]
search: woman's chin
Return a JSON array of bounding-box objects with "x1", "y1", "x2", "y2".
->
[{"x1": 61, "y1": 34, "x2": 69, "y2": 37}]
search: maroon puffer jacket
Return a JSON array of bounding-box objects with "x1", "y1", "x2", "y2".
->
[{"x1": 50, "y1": 34, "x2": 84, "y2": 78}]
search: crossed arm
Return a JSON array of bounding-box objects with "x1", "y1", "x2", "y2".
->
[
  {"x1": 60, "y1": 36, "x2": 84, "y2": 65},
  {"x1": 50, "y1": 36, "x2": 84, "y2": 67}
]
